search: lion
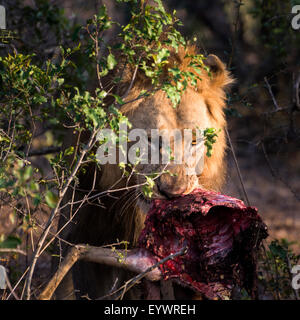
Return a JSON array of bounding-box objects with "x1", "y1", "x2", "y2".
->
[{"x1": 53, "y1": 45, "x2": 233, "y2": 300}]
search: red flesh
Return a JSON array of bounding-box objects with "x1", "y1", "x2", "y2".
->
[{"x1": 138, "y1": 188, "x2": 268, "y2": 299}]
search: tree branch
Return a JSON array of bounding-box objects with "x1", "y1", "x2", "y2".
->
[
  {"x1": 293, "y1": 72, "x2": 300, "y2": 111},
  {"x1": 0, "y1": 248, "x2": 27, "y2": 256},
  {"x1": 27, "y1": 146, "x2": 61, "y2": 157},
  {"x1": 264, "y1": 76, "x2": 280, "y2": 111},
  {"x1": 38, "y1": 245, "x2": 188, "y2": 300},
  {"x1": 38, "y1": 245, "x2": 163, "y2": 300},
  {"x1": 24, "y1": 128, "x2": 99, "y2": 300}
]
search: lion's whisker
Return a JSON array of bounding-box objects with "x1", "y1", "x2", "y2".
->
[
  {"x1": 108, "y1": 188, "x2": 136, "y2": 212},
  {"x1": 119, "y1": 190, "x2": 142, "y2": 217}
]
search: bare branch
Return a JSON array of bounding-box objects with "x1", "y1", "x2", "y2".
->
[
  {"x1": 27, "y1": 146, "x2": 61, "y2": 157},
  {"x1": 293, "y1": 72, "x2": 300, "y2": 111},
  {"x1": 39, "y1": 244, "x2": 188, "y2": 301},
  {"x1": 122, "y1": 62, "x2": 139, "y2": 101},
  {"x1": 225, "y1": 127, "x2": 250, "y2": 206},
  {"x1": 23, "y1": 128, "x2": 99, "y2": 300},
  {"x1": 264, "y1": 76, "x2": 280, "y2": 111},
  {"x1": 260, "y1": 142, "x2": 300, "y2": 202},
  {"x1": 0, "y1": 248, "x2": 27, "y2": 256},
  {"x1": 228, "y1": 0, "x2": 242, "y2": 70},
  {"x1": 38, "y1": 245, "x2": 163, "y2": 300},
  {"x1": 113, "y1": 246, "x2": 188, "y2": 300}
]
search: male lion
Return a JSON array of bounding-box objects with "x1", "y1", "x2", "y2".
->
[{"x1": 53, "y1": 45, "x2": 233, "y2": 300}]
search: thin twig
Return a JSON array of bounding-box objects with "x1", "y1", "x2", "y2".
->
[
  {"x1": 0, "y1": 248, "x2": 27, "y2": 256},
  {"x1": 260, "y1": 142, "x2": 300, "y2": 202},
  {"x1": 293, "y1": 72, "x2": 300, "y2": 111},
  {"x1": 264, "y1": 76, "x2": 280, "y2": 111},
  {"x1": 272, "y1": 252, "x2": 281, "y2": 300},
  {"x1": 4, "y1": 272, "x2": 20, "y2": 300},
  {"x1": 122, "y1": 62, "x2": 139, "y2": 101},
  {"x1": 23, "y1": 128, "x2": 99, "y2": 300},
  {"x1": 7, "y1": 267, "x2": 29, "y2": 300},
  {"x1": 109, "y1": 246, "x2": 188, "y2": 300},
  {"x1": 225, "y1": 127, "x2": 250, "y2": 206},
  {"x1": 228, "y1": 0, "x2": 243, "y2": 69},
  {"x1": 27, "y1": 146, "x2": 61, "y2": 157}
]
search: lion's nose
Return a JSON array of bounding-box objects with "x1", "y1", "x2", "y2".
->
[{"x1": 157, "y1": 180, "x2": 186, "y2": 199}]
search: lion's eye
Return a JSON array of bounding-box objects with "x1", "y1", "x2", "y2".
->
[{"x1": 191, "y1": 139, "x2": 197, "y2": 146}]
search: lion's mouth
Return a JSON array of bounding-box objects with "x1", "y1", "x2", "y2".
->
[
  {"x1": 137, "y1": 191, "x2": 154, "y2": 208},
  {"x1": 137, "y1": 179, "x2": 202, "y2": 215},
  {"x1": 138, "y1": 184, "x2": 200, "y2": 209},
  {"x1": 139, "y1": 193, "x2": 152, "y2": 204},
  {"x1": 137, "y1": 191, "x2": 166, "y2": 214}
]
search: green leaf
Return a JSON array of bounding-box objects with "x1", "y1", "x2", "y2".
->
[
  {"x1": 112, "y1": 94, "x2": 125, "y2": 105},
  {"x1": 107, "y1": 53, "x2": 117, "y2": 70},
  {"x1": 30, "y1": 181, "x2": 40, "y2": 192},
  {"x1": 23, "y1": 166, "x2": 33, "y2": 181},
  {"x1": 99, "y1": 67, "x2": 109, "y2": 76},
  {"x1": 0, "y1": 236, "x2": 22, "y2": 249},
  {"x1": 33, "y1": 95, "x2": 48, "y2": 105},
  {"x1": 142, "y1": 185, "x2": 153, "y2": 198},
  {"x1": 45, "y1": 191, "x2": 59, "y2": 209},
  {"x1": 33, "y1": 194, "x2": 42, "y2": 207},
  {"x1": 64, "y1": 146, "x2": 74, "y2": 156},
  {"x1": 57, "y1": 78, "x2": 64, "y2": 86}
]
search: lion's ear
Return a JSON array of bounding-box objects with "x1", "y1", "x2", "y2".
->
[{"x1": 204, "y1": 54, "x2": 234, "y2": 88}]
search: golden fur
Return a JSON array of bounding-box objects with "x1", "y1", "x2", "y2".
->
[{"x1": 54, "y1": 45, "x2": 233, "y2": 300}]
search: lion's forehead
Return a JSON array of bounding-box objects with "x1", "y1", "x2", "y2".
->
[{"x1": 127, "y1": 89, "x2": 212, "y2": 131}]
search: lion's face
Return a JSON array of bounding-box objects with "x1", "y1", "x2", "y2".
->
[
  {"x1": 120, "y1": 54, "x2": 232, "y2": 214},
  {"x1": 123, "y1": 88, "x2": 208, "y2": 212},
  {"x1": 57, "y1": 50, "x2": 233, "y2": 301}
]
